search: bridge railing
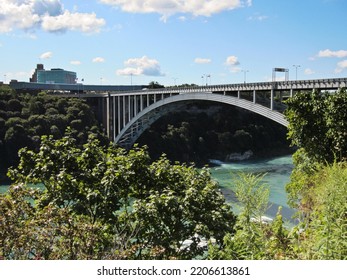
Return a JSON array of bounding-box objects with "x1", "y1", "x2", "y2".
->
[{"x1": 109, "y1": 77, "x2": 346, "y2": 95}]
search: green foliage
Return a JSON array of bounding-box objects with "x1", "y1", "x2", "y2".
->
[
  {"x1": 147, "y1": 81, "x2": 164, "y2": 89},
  {"x1": 285, "y1": 88, "x2": 347, "y2": 163},
  {"x1": 139, "y1": 103, "x2": 290, "y2": 164},
  {"x1": 208, "y1": 173, "x2": 293, "y2": 260},
  {"x1": 2, "y1": 134, "x2": 236, "y2": 259},
  {"x1": 132, "y1": 159, "x2": 235, "y2": 259},
  {"x1": 0, "y1": 89, "x2": 107, "y2": 171},
  {"x1": 284, "y1": 88, "x2": 347, "y2": 215},
  {"x1": 297, "y1": 162, "x2": 347, "y2": 259},
  {"x1": 234, "y1": 173, "x2": 269, "y2": 224},
  {"x1": 285, "y1": 148, "x2": 321, "y2": 211}
]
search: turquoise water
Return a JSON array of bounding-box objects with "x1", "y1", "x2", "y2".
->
[
  {"x1": 209, "y1": 155, "x2": 295, "y2": 223},
  {"x1": 0, "y1": 184, "x2": 9, "y2": 194},
  {"x1": 1, "y1": 155, "x2": 295, "y2": 222}
]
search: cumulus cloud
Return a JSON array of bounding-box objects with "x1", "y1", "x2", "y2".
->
[
  {"x1": 117, "y1": 56, "x2": 165, "y2": 76},
  {"x1": 100, "y1": 0, "x2": 251, "y2": 21},
  {"x1": 40, "y1": 51, "x2": 53, "y2": 59},
  {"x1": 0, "y1": 0, "x2": 105, "y2": 33},
  {"x1": 318, "y1": 49, "x2": 347, "y2": 58},
  {"x1": 225, "y1": 56, "x2": 240, "y2": 66},
  {"x1": 194, "y1": 58, "x2": 212, "y2": 64},
  {"x1": 93, "y1": 57, "x2": 105, "y2": 63},
  {"x1": 335, "y1": 60, "x2": 347, "y2": 73}
]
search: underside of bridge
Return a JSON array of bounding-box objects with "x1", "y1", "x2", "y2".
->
[{"x1": 113, "y1": 93, "x2": 289, "y2": 149}]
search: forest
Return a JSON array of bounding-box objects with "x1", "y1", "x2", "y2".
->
[
  {"x1": 137, "y1": 101, "x2": 292, "y2": 165},
  {"x1": 0, "y1": 85, "x2": 346, "y2": 259},
  {"x1": 0, "y1": 85, "x2": 108, "y2": 178}
]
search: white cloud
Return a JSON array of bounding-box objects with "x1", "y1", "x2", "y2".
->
[
  {"x1": 304, "y1": 68, "x2": 315, "y2": 75},
  {"x1": 0, "y1": 0, "x2": 105, "y2": 34},
  {"x1": 117, "y1": 56, "x2": 165, "y2": 76},
  {"x1": 70, "y1": 60, "x2": 81, "y2": 65},
  {"x1": 194, "y1": 58, "x2": 212, "y2": 64},
  {"x1": 100, "y1": 0, "x2": 251, "y2": 21},
  {"x1": 40, "y1": 51, "x2": 53, "y2": 59},
  {"x1": 93, "y1": 57, "x2": 105, "y2": 63},
  {"x1": 335, "y1": 60, "x2": 347, "y2": 73},
  {"x1": 247, "y1": 14, "x2": 268, "y2": 21},
  {"x1": 225, "y1": 56, "x2": 240, "y2": 66},
  {"x1": 318, "y1": 49, "x2": 347, "y2": 58},
  {"x1": 41, "y1": 11, "x2": 105, "y2": 33}
]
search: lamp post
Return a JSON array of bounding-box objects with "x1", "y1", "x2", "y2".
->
[
  {"x1": 293, "y1": 65, "x2": 300, "y2": 80},
  {"x1": 202, "y1": 74, "x2": 210, "y2": 86},
  {"x1": 241, "y1": 70, "x2": 249, "y2": 84}
]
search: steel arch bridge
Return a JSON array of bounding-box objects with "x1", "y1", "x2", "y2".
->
[
  {"x1": 114, "y1": 92, "x2": 288, "y2": 148},
  {"x1": 99, "y1": 78, "x2": 346, "y2": 148},
  {"x1": 50, "y1": 77, "x2": 346, "y2": 148}
]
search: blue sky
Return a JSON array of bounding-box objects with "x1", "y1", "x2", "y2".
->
[{"x1": 1, "y1": 0, "x2": 347, "y2": 86}]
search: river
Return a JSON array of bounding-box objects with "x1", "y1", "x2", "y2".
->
[
  {"x1": 209, "y1": 154, "x2": 296, "y2": 225},
  {"x1": 0, "y1": 154, "x2": 296, "y2": 224}
]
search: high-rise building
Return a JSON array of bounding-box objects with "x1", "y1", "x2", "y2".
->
[
  {"x1": 30, "y1": 64, "x2": 77, "y2": 84},
  {"x1": 30, "y1": 64, "x2": 44, "y2": 83}
]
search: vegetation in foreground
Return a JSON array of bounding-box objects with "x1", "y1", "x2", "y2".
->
[{"x1": 1, "y1": 132, "x2": 235, "y2": 260}]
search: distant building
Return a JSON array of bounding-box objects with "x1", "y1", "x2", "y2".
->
[
  {"x1": 30, "y1": 64, "x2": 44, "y2": 83},
  {"x1": 30, "y1": 64, "x2": 77, "y2": 84}
]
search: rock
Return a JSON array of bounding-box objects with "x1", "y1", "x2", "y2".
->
[{"x1": 226, "y1": 150, "x2": 253, "y2": 161}]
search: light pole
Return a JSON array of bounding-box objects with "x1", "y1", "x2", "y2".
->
[
  {"x1": 241, "y1": 70, "x2": 249, "y2": 83},
  {"x1": 202, "y1": 74, "x2": 210, "y2": 86},
  {"x1": 172, "y1": 77, "x2": 178, "y2": 86},
  {"x1": 293, "y1": 65, "x2": 300, "y2": 80}
]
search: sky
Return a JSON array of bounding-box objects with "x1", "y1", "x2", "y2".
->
[{"x1": 1, "y1": 0, "x2": 347, "y2": 87}]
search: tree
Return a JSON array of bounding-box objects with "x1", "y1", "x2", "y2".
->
[
  {"x1": 148, "y1": 81, "x2": 164, "y2": 89},
  {"x1": 0, "y1": 89, "x2": 107, "y2": 170},
  {"x1": 132, "y1": 157, "x2": 236, "y2": 259},
  {"x1": 284, "y1": 89, "x2": 347, "y2": 163},
  {"x1": 4, "y1": 132, "x2": 236, "y2": 259},
  {"x1": 284, "y1": 89, "x2": 347, "y2": 214}
]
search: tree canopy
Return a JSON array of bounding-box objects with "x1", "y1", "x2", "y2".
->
[
  {"x1": 0, "y1": 87, "x2": 107, "y2": 172},
  {"x1": 284, "y1": 88, "x2": 347, "y2": 163},
  {"x1": 2, "y1": 132, "x2": 236, "y2": 259}
]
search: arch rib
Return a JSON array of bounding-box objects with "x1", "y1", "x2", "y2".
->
[{"x1": 115, "y1": 93, "x2": 288, "y2": 148}]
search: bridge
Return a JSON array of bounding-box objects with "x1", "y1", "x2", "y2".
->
[{"x1": 16, "y1": 77, "x2": 345, "y2": 149}]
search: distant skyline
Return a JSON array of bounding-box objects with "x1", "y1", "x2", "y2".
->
[{"x1": 1, "y1": 0, "x2": 347, "y2": 86}]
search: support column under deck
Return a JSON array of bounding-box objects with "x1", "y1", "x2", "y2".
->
[{"x1": 106, "y1": 93, "x2": 110, "y2": 139}]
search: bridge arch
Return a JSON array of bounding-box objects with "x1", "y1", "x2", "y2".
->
[{"x1": 115, "y1": 92, "x2": 288, "y2": 148}]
